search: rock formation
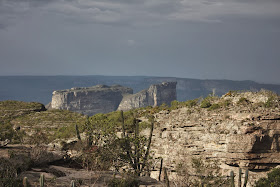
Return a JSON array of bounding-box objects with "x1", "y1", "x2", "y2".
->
[
  {"x1": 50, "y1": 85, "x2": 133, "y2": 116},
  {"x1": 148, "y1": 91, "x2": 280, "y2": 185},
  {"x1": 118, "y1": 82, "x2": 177, "y2": 111},
  {"x1": 50, "y1": 82, "x2": 177, "y2": 116}
]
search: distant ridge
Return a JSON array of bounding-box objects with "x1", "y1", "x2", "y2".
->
[{"x1": 1, "y1": 75, "x2": 280, "y2": 104}]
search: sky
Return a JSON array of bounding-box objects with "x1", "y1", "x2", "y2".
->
[{"x1": 0, "y1": 0, "x2": 280, "y2": 84}]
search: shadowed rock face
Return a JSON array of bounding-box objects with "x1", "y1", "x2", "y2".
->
[
  {"x1": 50, "y1": 82, "x2": 177, "y2": 115},
  {"x1": 118, "y1": 82, "x2": 177, "y2": 111},
  {"x1": 50, "y1": 85, "x2": 133, "y2": 116}
]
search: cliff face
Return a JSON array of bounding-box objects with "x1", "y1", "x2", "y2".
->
[
  {"x1": 51, "y1": 85, "x2": 133, "y2": 116},
  {"x1": 118, "y1": 82, "x2": 177, "y2": 111},
  {"x1": 148, "y1": 91, "x2": 280, "y2": 185},
  {"x1": 50, "y1": 82, "x2": 177, "y2": 115}
]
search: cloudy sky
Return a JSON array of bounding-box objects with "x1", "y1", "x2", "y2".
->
[{"x1": 0, "y1": 0, "x2": 280, "y2": 83}]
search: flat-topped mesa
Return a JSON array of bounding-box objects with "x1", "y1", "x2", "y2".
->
[
  {"x1": 51, "y1": 85, "x2": 133, "y2": 116},
  {"x1": 50, "y1": 82, "x2": 177, "y2": 115},
  {"x1": 117, "y1": 82, "x2": 177, "y2": 111}
]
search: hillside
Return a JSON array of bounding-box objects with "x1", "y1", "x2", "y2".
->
[{"x1": 1, "y1": 90, "x2": 280, "y2": 186}]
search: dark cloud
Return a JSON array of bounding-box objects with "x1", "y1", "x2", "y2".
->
[{"x1": 0, "y1": 0, "x2": 279, "y2": 83}]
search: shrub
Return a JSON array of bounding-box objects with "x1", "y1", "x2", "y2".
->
[
  {"x1": 255, "y1": 168, "x2": 280, "y2": 187},
  {"x1": 0, "y1": 157, "x2": 22, "y2": 186},
  {"x1": 191, "y1": 158, "x2": 230, "y2": 186},
  {"x1": 185, "y1": 99, "x2": 198, "y2": 108},
  {"x1": 208, "y1": 104, "x2": 220, "y2": 111},
  {"x1": 107, "y1": 176, "x2": 139, "y2": 187},
  {"x1": 220, "y1": 99, "x2": 231, "y2": 107},
  {"x1": 264, "y1": 96, "x2": 277, "y2": 108},
  {"x1": 170, "y1": 100, "x2": 180, "y2": 110},
  {"x1": 200, "y1": 99, "x2": 211, "y2": 108}
]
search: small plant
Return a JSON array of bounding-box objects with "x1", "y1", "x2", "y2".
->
[
  {"x1": 208, "y1": 104, "x2": 220, "y2": 111},
  {"x1": 264, "y1": 96, "x2": 276, "y2": 108},
  {"x1": 221, "y1": 99, "x2": 232, "y2": 107},
  {"x1": 185, "y1": 99, "x2": 198, "y2": 108},
  {"x1": 170, "y1": 100, "x2": 180, "y2": 110},
  {"x1": 190, "y1": 158, "x2": 230, "y2": 186},
  {"x1": 201, "y1": 98, "x2": 211, "y2": 108}
]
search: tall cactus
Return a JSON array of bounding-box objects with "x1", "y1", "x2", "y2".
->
[
  {"x1": 119, "y1": 111, "x2": 155, "y2": 176},
  {"x1": 238, "y1": 168, "x2": 242, "y2": 187},
  {"x1": 23, "y1": 177, "x2": 30, "y2": 187},
  {"x1": 230, "y1": 170, "x2": 235, "y2": 187},
  {"x1": 71, "y1": 180, "x2": 76, "y2": 187},
  {"x1": 230, "y1": 168, "x2": 249, "y2": 187},
  {"x1": 164, "y1": 167, "x2": 170, "y2": 187},
  {"x1": 39, "y1": 173, "x2": 45, "y2": 187},
  {"x1": 140, "y1": 116, "x2": 154, "y2": 174},
  {"x1": 243, "y1": 169, "x2": 249, "y2": 187},
  {"x1": 75, "y1": 124, "x2": 81, "y2": 141}
]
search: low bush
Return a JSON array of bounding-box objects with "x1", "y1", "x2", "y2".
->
[
  {"x1": 107, "y1": 176, "x2": 139, "y2": 187},
  {"x1": 255, "y1": 168, "x2": 280, "y2": 187},
  {"x1": 201, "y1": 99, "x2": 211, "y2": 108},
  {"x1": 0, "y1": 157, "x2": 22, "y2": 186},
  {"x1": 208, "y1": 104, "x2": 220, "y2": 111}
]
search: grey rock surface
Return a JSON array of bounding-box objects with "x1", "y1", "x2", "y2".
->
[
  {"x1": 50, "y1": 82, "x2": 177, "y2": 115},
  {"x1": 118, "y1": 82, "x2": 177, "y2": 111}
]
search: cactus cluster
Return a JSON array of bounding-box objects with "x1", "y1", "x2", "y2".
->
[
  {"x1": 120, "y1": 110, "x2": 154, "y2": 176},
  {"x1": 230, "y1": 168, "x2": 249, "y2": 187}
]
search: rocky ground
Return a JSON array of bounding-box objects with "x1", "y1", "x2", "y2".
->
[{"x1": 0, "y1": 144, "x2": 163, "y2": 186}]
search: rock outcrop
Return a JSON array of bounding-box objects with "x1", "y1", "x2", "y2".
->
[
  {"x1": 50, "y1": 85, "x2": 132, "y2": 116},
  {"x1": 118, "y1": 82, "x2": 177, "y2": 111},
  {"x1": 50, "y1": 82, "x2": 177, "y2": 116},
  {"x1": 148, "y1": 91, "x2": 280, "y2": 186}
]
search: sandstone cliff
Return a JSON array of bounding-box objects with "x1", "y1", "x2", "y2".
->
[
  {"x1": 147, "y1": 90, "x2": 280, "y2": 186},
  {"x1": 118, "y1": 82, "x2": 177, "y2": 111},
  {"x1": 50, "y1": 82, "x2": 177, "y2": 116}
]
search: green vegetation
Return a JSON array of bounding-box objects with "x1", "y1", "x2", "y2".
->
[
  {"x1": 229, "y1": 168, "x2": 249, "y2": 187},
  {"x1": 0, "y1": 157, "x2": 23, "y2": 186},
  {"x1": 75, "y1": 111, "x2": 155, "y2": 176},
  {"x1": 200, "y1": 97, "x2": 212, "y2": 108},
  {"x1": 189, "y1": 158, "x2": 230, "y2": 187},
  {"x1": 107, "y1": 176, "x2": 139, "y2": 187},
  {"x1": 255, "y1": 168, "x2": 280, "y2": 187},
  {"x1": 1, "y1": 108, "x2": 87, "y2": 144},
  {"x1": 208, "y1": 103, "x2": 220, "y2": 111}
]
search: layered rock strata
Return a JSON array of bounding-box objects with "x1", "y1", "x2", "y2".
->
[{"x1": 149, "y1": 91, "x2": 280, "y2": 186}]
